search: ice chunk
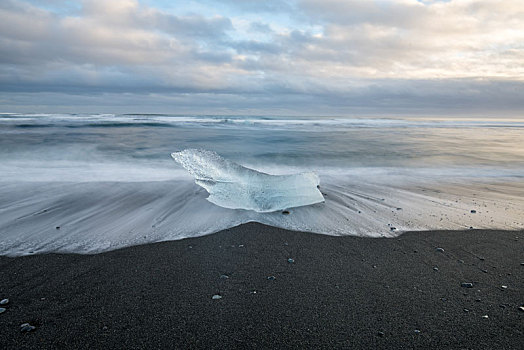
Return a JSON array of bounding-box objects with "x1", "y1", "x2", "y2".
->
[{"x1": 171, "y1": 149, "x2": 324, "y2": 212}]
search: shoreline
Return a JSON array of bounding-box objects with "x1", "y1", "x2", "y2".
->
[{"x1": 1, "y1": 223, "x2": 523, "y2": 349}]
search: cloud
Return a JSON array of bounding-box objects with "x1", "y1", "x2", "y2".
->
[{"x1": 0, "y1": 0, "x2": 523, "y2": 115}]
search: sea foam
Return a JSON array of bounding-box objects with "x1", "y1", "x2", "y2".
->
[{"x1": 171, "y1": 149, "x2": 324, "y2": 212}]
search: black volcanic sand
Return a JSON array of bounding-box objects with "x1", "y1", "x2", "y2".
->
[{"x1": 0, "y1": 223, "x2": 523, "y2": 349}]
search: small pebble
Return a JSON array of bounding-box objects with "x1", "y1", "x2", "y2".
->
[
  {"x1": 461, "y1": 282, "x2": 474, "y2": 288},
  {"x1": 482, "y1": 315, "x2": 489, "y2": 319},
  {"x1": 396, "y1": 208, "x2": 402, "y2": 211},
  {"x1": 282, "y1": 210, "x2": 290, "y2": 215},
  {"x1": 390, "y1": 227, "x2": 396, "y2": 231},
  {"x1": 501, "y1": 285, "x2": 507, "y2": 289},
  {"x1": 251, "y1": 290, "x2": 257, "y2": 294},
  {"x1": 238, "y1": 244, "x2": 244, "y2": 248},
  {"x1": 436, "y1": 247, "x2": 445, "y2": 253},
  {"x1": 414, "y1": 329, "x2": 421, "y2": 334},
  {"x1": 0, "y1": 298, "x2": 8, "y2": 305},
  {"x1": 470, "y1": 210, "x2": 476, "y2": 213},
  {"x1": 102, "y1": 326, "x2": 108, "y2": 331},
  {"x1": 267, "y1": 276, "x2": 276, "y2": 280},
  {"x1": 0, "y1": 307, "x2": 6, "y2": 314},
  {"x1": 287, "y1": 258, "x2": 294, "y2": 263},
  {"x1": 520, "y1": 262, "x2": 524, "y2": 266},
  {"x1": 212, "y1": 294, "x2": 222, "y2": 300},
  {"x1": 433, "y1": 267, "x2": 439, "y2": 271},
  {"x1": 219, "y1": 274, "x2": 229, "y2": 279},
  {"x1": 20, "y1": 323, "x2": 36, "y2": 332},
  {"x1": 463, "y1": 308, "x2": 469, "y2": 312},
  {"x1": 458, "y1": 259, "x2": 464, "y2": 264},
  {"x1": 519, "y1": 306, "x2": 524, "y2": 312},
  {"x1": 55, "y1": 226, "x2": 60, "y2": 229},
  {"x1": 377, "y1": 331, "x2": 385, "y2": 337}
]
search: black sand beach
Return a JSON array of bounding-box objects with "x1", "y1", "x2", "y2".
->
[{"x1": 0, "y1": 223, "x2": 522, "y2": 349}]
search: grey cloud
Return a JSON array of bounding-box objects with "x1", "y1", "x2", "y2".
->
[
  {"x1": 249, "y1": 22, "x2": 273, "y2": 33},
  {"x1": 0, "y1": 0, "x2": 523, "y2": 116}
]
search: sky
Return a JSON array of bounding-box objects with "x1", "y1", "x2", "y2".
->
[{"x1": 0, "y1": 0, "x2": 523, "y2": 116}]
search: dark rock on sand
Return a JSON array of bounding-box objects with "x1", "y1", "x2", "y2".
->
[
  {"x1": 461, "y1": 282, "x2": 474, "y2": 288},
  {"x1": 20, "y1": 323, "x2": 36, "y2": 332}
]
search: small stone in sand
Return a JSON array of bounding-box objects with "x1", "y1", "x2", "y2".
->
[
  {"x1": 220, "y1": 274, "x2": 229, "y2": 279},
  {"x1": 282, "y1": 210, "x2": 290, "y2": 215},
  {"x1": 55, "y1": 226, "x2": 60, "y2": 229},
  {"x1": 519, "y1": 306, "x2": 524, "y2": 312},
  {"x1": 414, "y1": 329, "x2": 421, "y2": 334},
  {"x1": 377, "y1": 331, "x2": 385, "y2": 337},
  {"x1": 287, "y1": 258, "x2": 294, "y2": 263},
  {"x1": 20, "y1": 323, "x2": 36, "y2": 332},
  {"x1": 501, "y1": 285, "x2": 507, "y2": 289},
  {"x1": 390, "y1": 227, "x2": 397, "y2": 231},
  {"x1": 461, "y1": 282, "x2": 474, "y2": 288},
  {"x1": 0, "y1": 307, "x2": 6, "y2": 314},
  {"x1": 436, "y1": 247, "x2": 445, "y2": 253},
  {"x1": 482, "y1": 315, "x2": 489, "y2": 319},
  {"x1": 267, "y1": 276, "x2": 276, "y2": 280},
  {"x1": 433, "y1": 267, "x2": 439, "y2": 271},
  {"x1": 396, "y1": 208, "x2": 402, "y2": 210},
  {"x1": 212, "y1": 294, "x2": 222, "y2": 300},
  {"x1": 463, "y1": 308, "x2": 469, "y2": 312},
  {"x1": 470, "y1": 210, "x2": 477, "y2": 213},
  {"x1": 0, "y1": 298, "x2": 8, "y2": 305}
]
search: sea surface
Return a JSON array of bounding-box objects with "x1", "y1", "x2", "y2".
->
[{"x1": 1, "y1": 113, "x2": 523, "y2": 255}]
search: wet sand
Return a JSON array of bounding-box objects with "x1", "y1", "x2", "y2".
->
[{"x1": 0, "y1": 223, "x2": 522, "y2": 349}]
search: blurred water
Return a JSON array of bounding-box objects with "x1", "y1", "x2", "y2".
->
[{"x1": 0, "y1": 113, "x2": 523, "y2": 255}]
